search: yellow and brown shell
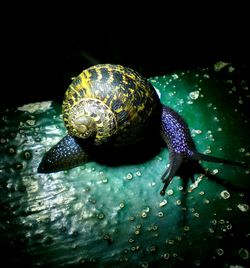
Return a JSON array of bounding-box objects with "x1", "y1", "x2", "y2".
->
[{"x1": 62, "y1": 64, "x2": 161, "y2": 146}]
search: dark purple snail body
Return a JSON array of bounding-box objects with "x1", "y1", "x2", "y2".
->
[
  {"x1": 38, "y1": 64, "x2": 246, "y2": 195},
  {"x1": 159, "y1": 105, "x2": 246, "y2": 195}
]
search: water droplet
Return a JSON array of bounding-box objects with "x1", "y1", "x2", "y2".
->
[
  {"x1": 151, "y1": 182, "x2": 156, "y2": 187},
  {"x1": 159, "y1": 199, "x2": 167, "y2": 207},
  {"x1": 152, "y1": 225, "x2": 158, "y2": 231},
  {"x1": 158, "y1": 212, "x2": 164, "y2": 217},
  {"x1": 126, "y1": 173, "x2": 133, "y2": 180},
  {"x1": 220, "y1": 190, "x2": 230, "y2": 199},
  {"x1": 8, "y1": 147, "x2": 16, "y2": 154},
  {"x1": 167, "y1": 239, "x2": 175, "y2": 245},
  {"x1": 176, "y1": 200, "x2": 181, "y2": 206},
  {"x1": 26, "y1": 119, "x2": 36, "y2": 126},
  {"x1": 101, "y1": 178, "x2": 108, "y2": 184},
  {"x1": 128, "y1": 238, "x2": 134, "y2": 243},
  {"x1": 0, "y1": 138, "x2": 7, "y2": 144},
  {"x1": 163, "y1": 253, "x2": 170, "y2": 260},
  {"x1": 238, "y1": 248, "x2": 249, "y2": 259},
  {"x1": 97, "y1": 212, "x2": 105, "y2": 220},
  {"x1": 237, "y1": 203, "x2": 249, "y2": 212},
  {"x1": 119, "y1": 202, "x2": 125, "y2": 209},
  {"x1": 212, "y1": 169, "x2": 218, "y2": 175},
  {"x1": 194, "y1": 259, "x2": 201, "y2": 266},
  {"x1": 135, "y1": 170, "x2": 141, "y2": 177},
  {"x1": 15, "y1": 163, "x2": 23, "y2": 170},
  {"x1": 135, "y1": 229, "x2": 140, "y2": 235},
  {"x1": 141, "y1": 211, "x2": 148, "y2": 218},
  {"x1": 167, "y1": 189, "x2": 174, "y2": 196},
  {"x1": 204, "y1": 149, "x2": 211, "y2": 154},
  {"x1": 22, "y1": 151, "x2": 32, "y2": 160},
  {"x1": 189, "y1": 91, "x2": 200, "y2": 100},
  {"x1": 216, "y1": 248, "x2": 224, "y2": 256},
  {"x1": 192, "y1": 129, "x2": 202, "y2": 135},
  {"x1": 211, "y1": 220, "x2": 217, "y2": 225},
  {"x1": 219, "y1": 219, "x2": 225, "y2": 224},
  {"x1": 184, "y1": 226, "x2": 190, "y2": 232},
  {"x1": 209, "y1": 228, "x2": 215, "y2": 233},
  {"x1": 239, "y1": 148, "x2": 245, "y2": 153},
  {"x1": 140, "y1": 262, "x2": 148, "y2": 268},
  {"x1": 172, "y1": 74, "x2": 179, "y2": 80}
]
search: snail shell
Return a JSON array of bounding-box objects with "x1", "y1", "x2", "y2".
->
[{"x1": 62, "y1": 64, "x2": 161, "y2": 146}]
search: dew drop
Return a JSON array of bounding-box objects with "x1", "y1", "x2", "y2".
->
[
  {"x1": 159, "y1": 199, "x2": 167, "y2": 207},
  {"x1": 128, "y1": 238, "x2": 134, "y2": 243},
  {"x1": 135, "y1": 170, "x2": 141, "y2": 177},
  {"x1": 0, "y1": 138, "x2": 7, "y2": 144},
  {"x1": 97, "y1": 212, "x2": 105, "y2": 220},
  {"x1": 238, "y1": 248, "x2": 249, "y2": 259},
  {"x1": 23, "y1": 151, "x2": 32, "y2": 160},
  {"x1": 126, "y1": 173, "x2": 133, "y2": 180},
  {"x1": 176, "y1": 200, "x2": 182, "y2": 206},
  {"x1": 194, "y1": 259, "x2": 201, "y2": 266},
  {"x1": 209, "y1": 228, "x2": 215, "y2": 233},
  {"x1": 220, "y1": 190, "x2": 230, "y2": 199},
  {"x1": 141, "y1": 261, "x2": 148, "y2": 268},
  {"x1": 216, "y1": 248, "x2": 224, "y2": 256},
  {"x1": 15, "y1": 163, "x2": 23, "y2": 170},
  {"x1": 26, "y1": 119, "x2": 36, "y2": 126},
  {"x1": 163, "y1": 253, "x2": 170, "y2": 260},
  {"x1": 189, "y1": 90, "x2": 200, "y2": 100},
  {"x1": 158, "y1": 212, "x2": 164, "y2": 217},
  {"x1": 167, "y1": 189, "x2": 174, "y2": 196},
  {"x1": 135, "y1": 229, "x2": 140, "y2": 235},
  {"x1": 211, "y1": 220, "x2": 217, "y2": 225},
  {"x1": 212, "y1": 169, "x2": 218, "y2": 175},
  {"x1": 119, "y1": 202, "x2": 125, "y2": 209},
  {"x1": 237, "y1": 203, "x2": 249, "y2": 212},
  {"x1": 8, "y1": 147, "x2": 16, "y2": 154}
]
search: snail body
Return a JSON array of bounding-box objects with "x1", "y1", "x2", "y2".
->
[{"x1": 38, "y1": 64, "x2": 246, "y2": 195}]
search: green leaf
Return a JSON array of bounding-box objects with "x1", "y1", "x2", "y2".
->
[{"x1": 0, "y1": 63, "x2": 249, "y2": 267}]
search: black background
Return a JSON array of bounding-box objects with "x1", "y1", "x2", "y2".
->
[{"x1": 1, "y1": 4, "x2": 249, "y2": 109}]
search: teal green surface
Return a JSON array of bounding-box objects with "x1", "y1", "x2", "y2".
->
[{"x1": 0, "y1": 63, "x2": 249, "y2": 267}]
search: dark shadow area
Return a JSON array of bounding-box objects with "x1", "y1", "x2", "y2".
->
[
  {"x1": 2, "y1": 7, "x2": 249, "y2": 110},
  {"x1": 89, "y1": 135, "x2": 163, "y2": 167}
]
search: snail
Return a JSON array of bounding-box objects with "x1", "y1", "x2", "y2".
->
[{"x1": 38, "y1": 64, "x2": 246, "y2": 195}]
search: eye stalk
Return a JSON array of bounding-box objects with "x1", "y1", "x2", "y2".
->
[{"x1": 70, "y1": 115, "x2": 97, "y2": 139}]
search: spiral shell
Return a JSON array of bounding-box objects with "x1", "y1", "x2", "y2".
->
[{"x1": 62, "y1": 64, "x2": 161, "y2": 146}]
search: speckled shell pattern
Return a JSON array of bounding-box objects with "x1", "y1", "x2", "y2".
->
[{"x1": 62, "y1": 64, "x2": 161, "y2": 146}]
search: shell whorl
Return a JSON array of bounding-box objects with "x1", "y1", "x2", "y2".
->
[
  {"x1": 62, "y1": 64, "x2": 161, "y2": 146},
  {"x1": 64, "y1": 98, "x2": 118, "y2": 144}
]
